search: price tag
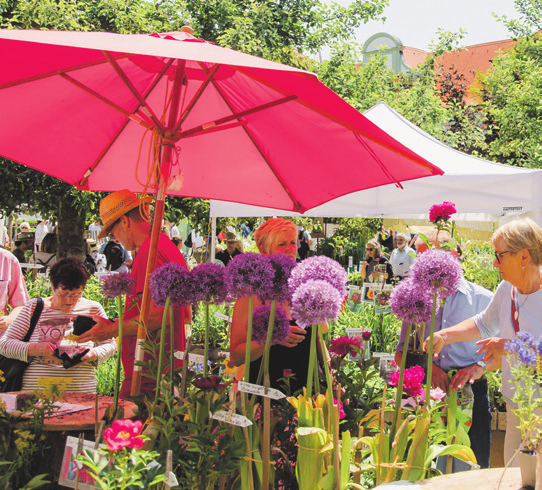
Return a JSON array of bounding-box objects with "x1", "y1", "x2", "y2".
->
[
  {"x1": 211, "y1": 410, "x2": 252, "y2": 427},
  {"x1": 237, "y1": 381, "x2": 286, "y2": 400},
  {"x1": 214, "y1": 313, "x2": 231, "y2": 322},
  {"x1": 346, "y1": 328, "x2": 364, "y2": 336},
  {"x1": 165, "y1": 471, "x2": 179, "y2": 487},
  {"x1": 174, "y1": 351, "x2": 205, "y2": 364}
]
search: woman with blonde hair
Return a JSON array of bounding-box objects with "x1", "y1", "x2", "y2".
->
[
  {"x1": 361, "y1": 238, "x2": 393, "y2": 284},
  {"x1": 428, "y1": 217, "x2": 542, "y2": 465},
  {"x1": 230, "y1": 218, "x2": 316, "y2": 394}
]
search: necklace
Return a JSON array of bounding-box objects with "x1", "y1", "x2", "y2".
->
[{"x1": 513, "y1": 289, "x2": 529, "y2": 321}]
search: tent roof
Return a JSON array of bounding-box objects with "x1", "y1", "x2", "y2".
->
[{"x1": 210, "y1": 102, "x2": 542, "y2": 226}]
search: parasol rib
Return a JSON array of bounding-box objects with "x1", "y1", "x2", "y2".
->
[
  {"x1": 103, "y1": 51, "x2": 166, "y2": 136},
  {"x1": 60, "y1": 73, "x2": 154, "y2": 130},
  {"x1": 78, "y1": 59, "x2": 175, "y2": 187},
  {"x1": 235, "y1": 66, "x2": 436, "y2": 175}
]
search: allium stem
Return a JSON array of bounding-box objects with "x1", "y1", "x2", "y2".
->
[
  {"x1": 389, "y1": 322, "x2": 412, "y2": 448},
  {"x1": 204, "y1": 303, "x2": 210, "y2": 377},
  {"x1": 169, "y1": 306, "x2": 174, "y2": 397},
  {"x1": 424, "y1": 292, "x2": 438, "y2": 407},
  {"x1": 243, "y1": 296, "x2": 254, "y2": 384},
  {"x1": 262, "y1": 302, "x2": 276, "y2": 383},
  {"x1": 306, "y1": 325, "x2": 318, "y2": 397},
  {"x1": 112, "y1": 296, "x2": 124, "y2": 419},
  {"x1": 154, "y1": 296, "x2": 170, "y2": 406}
]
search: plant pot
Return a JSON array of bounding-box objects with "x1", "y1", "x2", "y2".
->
[
  {"x1": 519, "y1": 450, "x2": 537, "y2": 489},
  {"x1": 404, "y1": 351, "x2": 428, "y2": 382}
]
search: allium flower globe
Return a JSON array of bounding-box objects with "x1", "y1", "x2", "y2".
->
[
  {"x1": 389, "y1": 278, "x2": 434, "y2": 324},
  {"x1": 289, "y1": 255, "x2": 348, "y2": 299},
  {"x1": 149, "y1": 262, "x2": 192, "y2": 307},
  {"x1": 409, "y1": 248, "x2": 462, "y2": 300},
  {"x1": 251, "y1": 304, "x2": 290, "y2": 345},
  {"x1": 225, "y1": 253, "x2": 274, "y2": 300},
  {"x1": 291, "y1": 279, "x2": 342, "y2": 328},
  {"x1": 101, "y1": 272, "x2": 135, "y2": 300},
  {"x1": 190, "y1": 263, "x2": 228, "y2": 304},
  {"x1": 259, "y1": 254, "x2": 297, "y2": 304}
]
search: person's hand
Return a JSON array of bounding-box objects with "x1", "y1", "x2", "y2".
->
[
  {"x1": 76, "y1": 316, "x2": 117, "y2": 343},
  {"x1": 449, "y1": 363, "x2": 484, "y2": 391},
  {"x1": 431, "y1": 363, "x2": 449, "y2": 392},
  {"x1": 0, "y1": 316, "x2": 10, "y2": 334},
  {"x1": 476, "y1": 337, "x2": 507, "y2": 361},
  {"x1": 28, "y1": 342, "x2": 57, "y2": 360},
  {"x1": 279, "y1": 325, "x2": 306, "y2": 348},
  {"x1": 424, "y1": 332, "x2": 446, "y2": 356},
  {"x1": 77, "y1": 348, "x2": 98, "y2": 366}
]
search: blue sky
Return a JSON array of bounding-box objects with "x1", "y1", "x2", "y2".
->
[{"x1": 338, "y1": 0, "x2": 520, "y2": 50}]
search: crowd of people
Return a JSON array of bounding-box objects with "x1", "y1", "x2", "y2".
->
[{"x1": 0, "y1": 192, "x2": 541, "y2": 470}]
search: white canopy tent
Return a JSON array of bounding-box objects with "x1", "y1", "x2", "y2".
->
[{"x1": 210, "y1": 102, "x2": 542, "y2": 240}]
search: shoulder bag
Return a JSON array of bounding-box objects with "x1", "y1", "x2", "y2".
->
[{"x1": 0, "y1": 297, "x2": 44, "y2": 392}]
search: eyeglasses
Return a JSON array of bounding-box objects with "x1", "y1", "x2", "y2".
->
[
  {"x1": 55, "y1": 290, "x2": 83, "y2": 299},
  {"x1": 366, "y1": 248, "x2": 375, "y2": 252},
  {"x1": 494, "y1": 250, "x2": 511, "y2": 263}
]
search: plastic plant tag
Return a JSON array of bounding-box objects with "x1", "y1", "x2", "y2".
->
[
  {"x1": 211, "y1": 410, "x2": 252, "y2": 427},
  {"x1": 237, "y1": 381, "x2": 286, "y2": 400}
]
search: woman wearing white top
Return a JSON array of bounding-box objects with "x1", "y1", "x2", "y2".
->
[{"x1": 0, "y1": 257, "x2": 116, "y2": 393}]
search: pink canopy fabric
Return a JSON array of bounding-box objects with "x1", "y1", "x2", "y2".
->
[{"x1": 0, "y1": 29, "x2": 442, "y2": 213}]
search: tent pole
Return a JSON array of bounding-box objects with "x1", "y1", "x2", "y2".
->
[
  {"x1": 210, "y1": 217, "x2": 217, "y2": 263},
  {"x1": 130, "y1": 59, "x2": 186, "y2": 396}
]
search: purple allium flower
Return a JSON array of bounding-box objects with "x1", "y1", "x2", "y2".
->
[
  {"x1": 288, "y1": 255, "x2": 348, "y2": 298},
  {"x1": 409, "y1": 249, "x2": 462, "y2": 300},
  {"x1": 101, "y1": 272, "x2": 136, "y2": 299},
  {"x1": 290, "y1": 279, "x2": 342, "y2": 328},
  {"x1": 225, "y1": 252, "x2": 274, "y2": 300},
  {"x1": 251, "y1": 304, "x2": 290, "y2": 345},
  {"x1": 429, "y1": 201, "x2": 457, "y2": 223},
  {"x1": 149, "y1": 262, "x2": 192, "y2": 307},
  {"x1": 190, "y1": 263, "x2": 228, "y2": 304},
  {"x1": 259, "y1": 254, "x2": 297, "y2": 304},
  {"x1": 389, "y1": 278, "x2": 434, "y2": 324}
]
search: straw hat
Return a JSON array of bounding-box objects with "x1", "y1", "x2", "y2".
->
[
  {"x1": 86, "y1": 239, "x2": 98, "y2": 253},
  {"x1": 97, "y1": 189, "x2": 152, "y2": 239},
  {"x1": 15, "y1": 231, "x2": 34, "y2": 243}
]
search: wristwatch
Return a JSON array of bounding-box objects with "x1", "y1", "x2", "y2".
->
[{"x1": 476, "y1": 360, "x2": 487, "y2": 373}]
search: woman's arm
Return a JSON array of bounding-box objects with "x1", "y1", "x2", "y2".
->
[
  {"x1": 423, "y1": 317, "x2": 481, "y2": 355},
  {"x1": 229, "y1": 296, "x2": 265, "y2": 367}
]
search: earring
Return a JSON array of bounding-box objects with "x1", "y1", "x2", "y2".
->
[{"x1": 522, "y1": 266, "x2": 525, "y2": 270}]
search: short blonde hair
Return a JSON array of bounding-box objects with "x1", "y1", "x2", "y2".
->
[
  {"x1": 254, "y1": 218, "x2": 298, "y2": 254},
  {"x1": 491, "y1": 218, "x2": 542, "y2": 266}
]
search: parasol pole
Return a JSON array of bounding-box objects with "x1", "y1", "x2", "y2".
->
[{"x1": 131, "y1": 59, "x2": 186, "y2": 396}]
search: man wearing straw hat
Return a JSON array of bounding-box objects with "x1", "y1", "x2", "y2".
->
[{"x1": 77, "y1": 189, "x2": 191, "y2": 397}]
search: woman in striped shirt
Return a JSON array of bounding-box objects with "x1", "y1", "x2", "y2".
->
[{"x1": 0, "y1": 257, "x2": 116, "y2": 393}]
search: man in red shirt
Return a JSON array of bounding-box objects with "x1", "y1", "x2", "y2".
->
[{"x1": 78, "y1": 189, "x2": 191, "y2": 397}]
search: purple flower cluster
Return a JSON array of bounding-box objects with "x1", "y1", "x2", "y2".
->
[
  {"x1": 101, "y1": 272, "x2": 136, "y2": 300},
  {"x1": 289, "y1": 255, "x2": 348, "y2": 298},
  {"x1": 409, "y1": 248, "x2": 462, "y2": 300},
  {"x1": 149, "y1": 262, "x2": 192, "y2": 307},
  {"x1": 259, "y1": 254, "x2": 297, "y2": 304},
  {"x1": 190, "y1": 263, "x2": 228, "y2": 305},
  {"x1": 251, "y1": 304, "x2": 290, "y2": 345},
  {"x1": 290, "y1": 279, "x2": 342, "y2": 328},
  {"x1": 225, "y1": 253, "x2": 274, "y2": 301},
  {"x1": 389, "y1": 278, "x2": 434, "y2": 324},
  {"x1": 505, "y1": 332, "x2": 542, "y2": 368}
]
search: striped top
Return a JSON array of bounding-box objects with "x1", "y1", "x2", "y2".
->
[{"x1": 0, "y1": 297, "x2": 116, "y2": 393}]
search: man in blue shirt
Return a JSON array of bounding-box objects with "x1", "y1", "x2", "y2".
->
[{"x1": 395, "y1": 230, "x2": 494, "y2": 468}]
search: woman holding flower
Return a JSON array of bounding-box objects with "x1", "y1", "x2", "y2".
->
[
  {"x1": 361, "y1": 239, "x2": 393, "y2": 284},
  {"x1": 427, "y1": 218, "x2": 542, "y2": 465},
  {"x1": 0, "y1": 258, "x2": 116, "y2": 392},
  {"x1": 229, "y1": 218, "x2": 318, "y2": 394}
]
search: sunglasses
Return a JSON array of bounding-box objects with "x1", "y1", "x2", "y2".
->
[
  {"x1": 366, "y1": 247, "x2": 375, "y2": 251},
  {"x1": 494, "y1": 250, "x2": 511, "y2": 263}
]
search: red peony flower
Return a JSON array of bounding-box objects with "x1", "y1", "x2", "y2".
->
[
  {"x1": 388, "y1": 365, "x2": 425, "y2": 398},
  {"x1": 193, "y1": 376, "x2": 227, "y2": 391},
  {"x1": 429, "y1": 201, "x2": 457, "y2": 223},
  {"x1": 330, "y1": 335, "x2": 362, "y2": 357},
  {"x1": 103, "y1": 419, "x2": 144, "y2": 451},
  {"x1": 361, "y1": 329, "x2": 372, "y2": 341}
]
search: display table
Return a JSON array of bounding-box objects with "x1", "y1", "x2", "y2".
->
[{"x1": 376, "y1": 468, "x2": 526, "y2": 490}]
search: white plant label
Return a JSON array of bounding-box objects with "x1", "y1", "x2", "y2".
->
[
  {"x1": 211, "y1": 410, "x2": 252, "y2": 427},
  {"x1": 237, "y1": 381, "x2": 286, "y2": 400}
]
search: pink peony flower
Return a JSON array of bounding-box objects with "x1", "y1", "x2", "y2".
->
[
  {"x1": 283, "y1": 369, "x2": 292, "y2": 377},
  {"x1": 361, "y1": 329, "x2": 372, "y2": 341},
  {"x1": 388, "y1": 365, "x2": 425, "y2": 398},
  {"x1": 429, "y1": 201, "x2": 456, "y2": 223},
  {"x1": 103, "y1": 419, "x2": 144, "y2": 451},
  {"x1": 330, "y1": 335, "x2": 362, "y2": 357}
]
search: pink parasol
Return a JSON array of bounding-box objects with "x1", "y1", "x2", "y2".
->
[{"x1": 0, "y1": 28, "x2": 443, "y2": 394}]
